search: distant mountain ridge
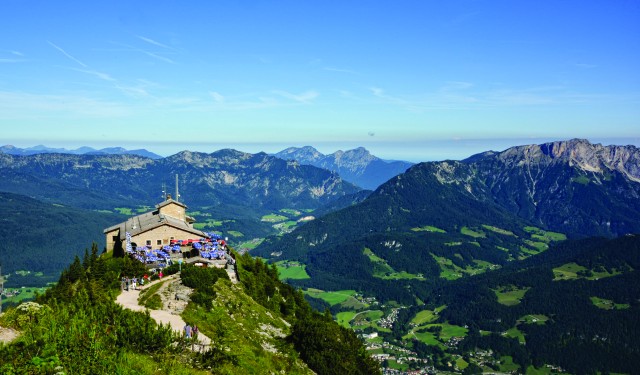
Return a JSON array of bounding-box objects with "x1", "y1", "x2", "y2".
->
[
  {"x1": 0, "y1": 144, "x2": 163, "y2": 159},
  {"x1": 274, "y1": 146, "x2": 414, "y2": 190},
  {"x1": 0, "y1": 149, "x2": 360, "y2": 211}
]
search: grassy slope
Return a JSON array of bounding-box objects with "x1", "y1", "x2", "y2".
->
[{"x1": 182, "y1": 278, "x2": 312, "y2": 374}]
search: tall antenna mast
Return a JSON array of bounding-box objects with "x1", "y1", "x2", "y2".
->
[
  {"x1": 175, "y1": 174, "x2": 179, "y2": 202},
  {"x1": 161, "y1": 182, "x2": 167, "y2": 200}
]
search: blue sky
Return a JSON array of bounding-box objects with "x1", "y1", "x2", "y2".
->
[{"x1": 1, "y1": 1, "x2": 639, "y2": 161}]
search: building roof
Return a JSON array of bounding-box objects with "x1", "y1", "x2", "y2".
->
[
  {"x1": 156, "y1": 198, "x2": 187, "y2": 210},
  {"x1": 104, "y1": 202, "x2": 205, "y2": 240}
]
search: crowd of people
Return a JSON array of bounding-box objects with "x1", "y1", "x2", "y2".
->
[{"x1": 120, "y1": 271, "x2": 163, "y2": 291}]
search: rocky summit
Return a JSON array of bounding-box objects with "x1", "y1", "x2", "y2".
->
[
  {"x1": 274, "y1": 146, "x2": 414, "y2": 190},
  {"x1": 464, "y1": 139, "x2": 640, "y2": 237}
]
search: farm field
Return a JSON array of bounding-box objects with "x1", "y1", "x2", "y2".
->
[
  {"x1": 364, "y1": 248, "x2": 425, "y2": 280},
  {"x1": 553, "y1": 262, "x2": 625, "y2": 281},
  {"x1": 493, "y1": 286, "x2": 530, "y2": 306},
  {"x1": 524, "y1": 226, "x2": 567, "y2": 242},
  {"x1": 405, "y1": 321, "x2": 467, "y2": 347},
  {"x1": 275, "y1": 261, "x2": 310, "y2": 280},
  {"x1": 410, "y1": 305, "x2": 446, "y2": 325},
  {"x1": 351, "y1": 310, "x2": 386, "y2": 330},
  {"x1": 236, "y1": 238, "x2": 264, "y2": 252},
  {"x1": 304, "y1": 288, "x2": 357, "y2": 306},
  {"x1": 336, "y1": 311, "x2": 357, "y2": 328},
  {"x1": 503, "y1": 327, "x2": 525, "y2": 344},
  {"x1": 433, "y1": 254, "x2": 498, "y2": 280},
  {"x1": 590, "y1": 296, "x2": 630, "y2": 310},
  {"x1": 411, "y1": 225, "x2": 446, "y2": 233},
  {"x1": 518, "y1": 314, "x2": 549, "y2": 325},
  {"x1": 260, "y1": 213, "x2": 287, "y2": 222},
  {"x1": 482, "y1": 225, "x2": 515, "y2": 236},
  {"x1": 460, "y1": 226, "x2": 485, "y2": 238}
]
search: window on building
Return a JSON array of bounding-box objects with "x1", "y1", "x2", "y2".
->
[
  {"x1": 157, "y1": 239, "x2": 162, "y2": 246},
  {"x1": 146, "y1": 240, "x2": 151, "y2": 246}
]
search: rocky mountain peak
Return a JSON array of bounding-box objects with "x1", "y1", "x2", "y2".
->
[
  {"x1": 331, "y1": 147, "x2": 376, "y2": 169},
  {"x1": 487, "y1": 139, "x2": 640, "y2": 182},
  {"x1": 274, "y1": 146, "x2": 323, "y2": 163}
]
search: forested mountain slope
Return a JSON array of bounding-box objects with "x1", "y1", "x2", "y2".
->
[
  {"x1": 0, "y1": 245, "x2": 379, "y2": 374},
  {"x1": 422, "y1": 235, "x2": 640, "y2": 374},
  {"x1": 0, "y1": 192, "x2": 123, "y2": 277},
  {"x1": 254, "y1": 161, "x2": 554, "y2": 303}
]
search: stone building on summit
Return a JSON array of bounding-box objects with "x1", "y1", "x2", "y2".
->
[{"x1": 104, "y1": 195, "x2": 206, "y2": 252}]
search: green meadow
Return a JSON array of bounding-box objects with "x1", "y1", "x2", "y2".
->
[
  {"x1": 553, "y1": 262, "x2": 625, "y2": 281},
  {"x1": 590, "y1": 296, "x2": 630, "y2": 310},
  {"x1": 493, "y1": 286, "x2": 530, "y2": 306},
  {"x1": 461, "y1": 226, "x2": 486, "y2": 238},
  {"x1": 275, "y1": 261, "x2": 311, "y2": 280},
  {"x1": 482, "y1": 225, "x2": 515, "y2": 236},
  {"x1": 304, "y1": 288, "x2": 357, "y2": 306},
  {"x1": 260, "y1": 213, "x2": 287, "y2": 222},
  {"x1": 411, "y1": 225, "x2": 446, "y2": 233}
]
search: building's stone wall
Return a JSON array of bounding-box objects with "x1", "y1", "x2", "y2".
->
[
  {"x1": 159, "y1": 202, "x2": 186, "y2": 221},
  {"x1": 131, "y1": 225, "x2": 202, "y2": 248},
  {"x1": 105, "y1": 228, "x2": 120, "y2": 251}
]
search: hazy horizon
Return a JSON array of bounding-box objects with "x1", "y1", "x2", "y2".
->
[{"x1": 3, "y1": 136, "x2": 640, "y2": 163}]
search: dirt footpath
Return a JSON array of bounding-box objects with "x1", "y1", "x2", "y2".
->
[
  {"x1": 115, "y1": 275, "x2": 211, "y2": 351},
  {"x1": 0, "y1": 326, "x2": 19, "y2": 344}
]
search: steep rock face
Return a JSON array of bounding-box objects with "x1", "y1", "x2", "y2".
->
[
  {"x1": 484, "y1": 139, "x2": 640, "y2": 181},
  {"x1": 274, "y1": 146, "x2": 413, "y2": 190},
  {"x1": 466, "y1": 139, "x2": 640, "y2": 237}
]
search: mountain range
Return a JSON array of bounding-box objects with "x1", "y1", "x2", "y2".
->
[
  {"x1": 254, "y1": 139, "x2": 640, "y2": 292},
  {"x1": 0, "y1": 149, "x2": 360, "y2": 275},
  {"x1": 274, "y1": 146, "x2": 414, "y2": 190},
  {"x1": 0, "y1": 144, "x2": 163, "y2": 159},
  {"x1": 1, "y1": 138, "x2": 640, "y2": 373}
]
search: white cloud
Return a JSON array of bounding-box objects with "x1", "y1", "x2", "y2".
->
[
  {"x1": 136, "y1": 35, "x2": 174, "y2": 50},
  {"x1": 209, "y1": 91, "x2": 225, "y2": 103},
  {"x1": 272, "y1": 90, "x2": 319, "y2": 103},
  {"x1": 107, "y1": 41, "x2": 176, "y2": 64},
  {"x1": 70, "y1": 68, "x2": 116, "y2": 82},
  {"x1": 370, "y1": 87, "x2": 385, "y2": 98},
  {"x1": 47, "y1": 41, "x2": 87, "y2": 67}
]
